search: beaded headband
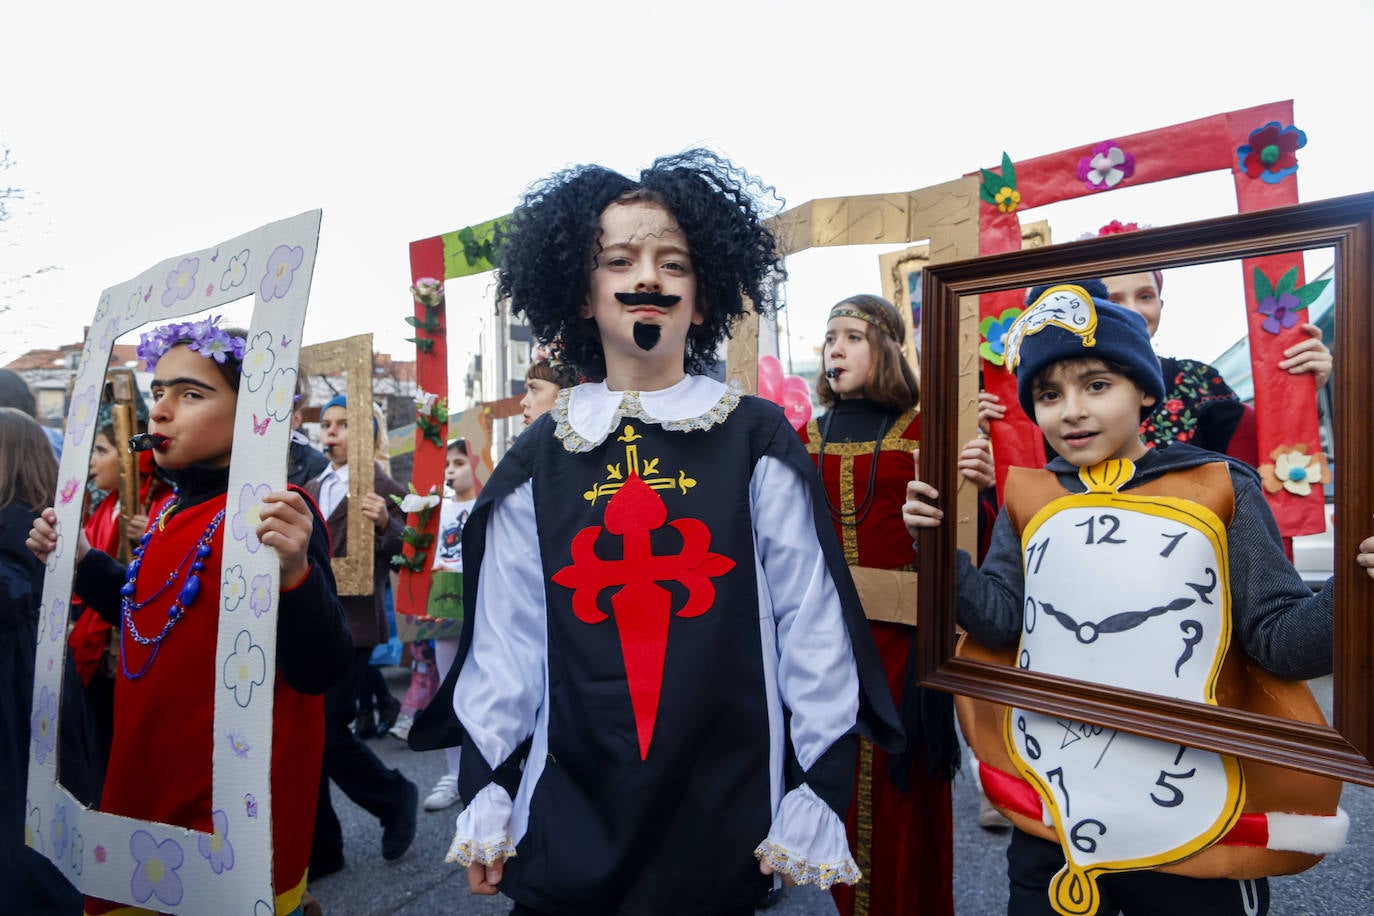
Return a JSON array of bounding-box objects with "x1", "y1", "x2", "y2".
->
[
  {"x1": 135, "y1": 315, "x2": 246, "y2": 371},
  {"x1": 828, "y1": 305, "x2": 902, "y2": 343}
]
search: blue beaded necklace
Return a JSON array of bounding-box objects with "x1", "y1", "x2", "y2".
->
[{"x1": 120, "y1": 499, "x2": 226, "y2": 680}]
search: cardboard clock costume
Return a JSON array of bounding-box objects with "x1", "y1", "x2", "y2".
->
[
  {"x1": 955, "y1": 288, "x2": 1344, "y2": 916},
  {"x1": 25, "y1": 212, "x2": 321, "y2": 915},
  {"x1": 974, "y1": 100, "x2": 1326, "y2": 537}
]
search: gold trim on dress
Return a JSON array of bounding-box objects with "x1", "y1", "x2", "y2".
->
[{"x1": 854, "y1": 736, "x2": 875, "y2": 916}]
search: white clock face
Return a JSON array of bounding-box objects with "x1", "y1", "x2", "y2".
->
[
  {"x1": 1009, "y1": 708, "x2": 1240, "y2": 872},
  {"x1": 1007, "y1": 490, "x2": 1244, "y2": 912},
  {"x1": 1018, "y1": 500, "x2": 1229, "y2": 699}
]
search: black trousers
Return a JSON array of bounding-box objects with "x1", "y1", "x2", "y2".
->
[
  {"x1": 510, "y1": 905, "x2": 755, "y2": 916},
  {"x1": 312, "y1": 647, "x2": 410, "y2": 866},
  {"x1": 1007, "y1": 828, "x2": 1269, "y2": 916}
]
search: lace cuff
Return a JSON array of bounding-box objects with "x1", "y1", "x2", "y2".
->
[
  {"x1": 444, "y1": 783, "x2": 517, "y2": 866},
  {"x1": 753, "y1": 783, "x2": 860, "y2": 889}
]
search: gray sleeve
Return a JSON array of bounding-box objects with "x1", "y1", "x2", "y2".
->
[
  {"x1": 1226, "y1": 469, "x2": 1334, "y2": 679},
  {"x1": 954, "y1": 508, "x2": 1026, "y2": 648}
]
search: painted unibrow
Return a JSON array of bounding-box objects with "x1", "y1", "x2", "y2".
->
[{"x1": 149, "y1": 376, "x2": 218, "y2": 392}]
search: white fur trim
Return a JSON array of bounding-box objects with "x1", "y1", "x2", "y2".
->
[{"x1": 1264, "y1": 808, "x2": 1349, "y2": 854}]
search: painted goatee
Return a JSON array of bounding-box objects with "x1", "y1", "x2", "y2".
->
[{"x1": 633, "y1": 322, "x2": 662, "y2": 351}]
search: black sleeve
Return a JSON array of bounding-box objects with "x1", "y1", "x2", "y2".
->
[
  {"x1": 276, "y1": 493, "x2": 354, "y2": 694},
  {"x1": 73, "y1": 549, "x2": 128, "y2": 626},
  {"x1": 954, "y1": 508, "x2": 1026, "y2": 648}
]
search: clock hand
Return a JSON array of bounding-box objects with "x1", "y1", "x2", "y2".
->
[{"x1": 1039, "y1": 597, "x2": 1197, "y2": 644}]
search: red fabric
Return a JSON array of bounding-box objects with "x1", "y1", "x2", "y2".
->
[
  {"x1": 801, "y1": 412, "x2": 954, "y2": 916},
  {"x1": 1228, "y1": 104, "x2": 1324, "y2": 535},
  {"x1": 552, "y1": 474, "x2": 734, "y2": 760},
  {"x1": 980, "y1": 760, "x2": 1277, "y2": 849},
  {"x1": 397, "y1": 234, "x2": 449, "y2": 615},
  {"x1": 84, "y1": 496, "x2": 323, "y2": 915},
  {"x1": 68, "y1": 495, "x2": 122, "y2": 685},
  {"x1": 973, "y1": 101, "x2": 1323, "y2": 538}
]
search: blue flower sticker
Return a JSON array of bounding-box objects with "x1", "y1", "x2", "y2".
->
[
  {"x1": 129, "y1": 830, "x2": 184, "y2": 907},
  {"x1": 198, "y1": 809, "x2": 236, "y2": 875},
  {"x1": 260, "y1": 244, "x2": 305, "y2": 302},
  {"x1": 161, "y1": 257, "x2": 199, "y2": 308},
  {"x1": 978, "y1": 307, "x2": 1025, "y2": 366}
]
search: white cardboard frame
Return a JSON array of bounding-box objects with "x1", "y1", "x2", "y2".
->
[{"x1": 26, "y1": 211, "x2": 322, "y2": 914}]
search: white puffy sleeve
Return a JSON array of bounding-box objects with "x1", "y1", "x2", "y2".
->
[
  {"x1": 748, "y1": 453, "x2": 863, "y2": 887},
  {"x1": 445, "y1": 481, "x2": 544, "y2": 866}
]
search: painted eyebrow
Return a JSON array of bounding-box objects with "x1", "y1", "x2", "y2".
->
[{"x1": 149, "y1": 376, "x2": 218, "y2": 392}]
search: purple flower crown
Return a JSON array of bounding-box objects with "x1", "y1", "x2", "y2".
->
[{"x1": 136, "y1": 315, "x2": 246, "y2": 371}]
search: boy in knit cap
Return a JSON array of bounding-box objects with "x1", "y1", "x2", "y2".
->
[{"x1": 905, "y1": 280, "x2": 1363, "y2": 915}]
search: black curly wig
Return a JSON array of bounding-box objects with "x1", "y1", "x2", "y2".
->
[{"x1": 493, "y1": 149, "x2": 787, "y2": 379}]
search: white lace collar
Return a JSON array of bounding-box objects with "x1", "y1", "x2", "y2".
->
[{"x1": 552, "y1": 375, "x2": 741, "y2": 453}]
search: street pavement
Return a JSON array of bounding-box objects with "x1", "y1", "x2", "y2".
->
[{"x1": 308, "y1": 673, "x2": 1373, "y2": 915}]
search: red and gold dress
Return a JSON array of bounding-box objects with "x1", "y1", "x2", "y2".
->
[{"x1": 801, "y1": 399, "x2": 954, "y2": 916}]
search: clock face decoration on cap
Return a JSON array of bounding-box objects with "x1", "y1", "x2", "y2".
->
[{"x1": 1005, "y1": 459, "x2": 1245, "y2": 916}]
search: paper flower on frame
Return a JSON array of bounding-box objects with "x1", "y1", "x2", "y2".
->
[
  {"x1": 1260, "y1": 444, "x2": 1330, "y2": 497},
  {"x1": 979, "y1": 308, "x2": 1024, "y2": 366},
  {"x1": 1077, "y1": 140, "x2": 1135, "y2": 191},
  {"x1": 1253, "y1": 266, "x2": 1330, "y2": 335},
  {"x1": 979, "y1": 152, "x2": 1021, "y2": 213},
  {"x1": 1237, "y1": 121, "x2": 1306, "y2": 184},
  {"x1": 411, "y1": 277, "x2": 445, "y2": 308},
  {"x1": 161, "y1": 258, "x2": 199, "y2": 308},
  {"x1": 260, "y1": 244, "x2": 305, "y2": 302},
  {"x1": 129, "y1": 831, "x2": 185, "y2": 907},
  {"x1": 223, "y1": 629, "x2": 267, "y2": 708},
  {"x1": 198, "y1": 809, "x2": 236, "y2": 875}
]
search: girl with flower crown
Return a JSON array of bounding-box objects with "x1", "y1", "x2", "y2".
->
[
  {"x1": 802, "y1": 294, "x2": 995, "y2": 916},
  {"x1": 27, "y1": 316, "x2": 353, "y2": 916}
]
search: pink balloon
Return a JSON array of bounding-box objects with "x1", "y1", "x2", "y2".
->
[
  {"x1": 780, "y1": 376, "x2": 813, "y2": 429},
  {"x1": 757, "y1": 354, "x2": 785, "y2": 401}
]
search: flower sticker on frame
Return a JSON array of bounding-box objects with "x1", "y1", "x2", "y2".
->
[
  {"x1": 1260, "y1": 444, "x2": 1331, "y2": 497},
  {"x1": 129, "y1": 831, "x2": 185, "y2": 907},
  {"x1": 161, "y1": 258, "x2": 199, "y2": 309},
  {"x1": 230, "y1": 483, "x2": 271, "y2": 553},
  {"x1": 222, "y1": 565, "x2": 248, "y2": 612},
  {"x1": 223, "y1": 629, "x2": 267, "y2": 708},
  {"x1": 1077, "y1": 140, "x2": 1135, "y2": 191},
  {"x1": 979, "y1": 307, "x2": 1025, "y2": 366},
  {"x1": 979, "y1": 151, "x2": 1021, "y2": 213},
  {"x1": 260, "y1": 244, "x2": 305, "y2": 301},
  {"x1": 198, "y1": 809, "x2": 236, "y2": 875},
  {"x1": 1253, "y1": 266, "x2": 1330, "y2": 334},
  {"x1": 1237, "y1": 121, "x2": 1307, "y2": 185},
  {"x1": 241, "y1": 331, "x2": 277, "y2": 392}
]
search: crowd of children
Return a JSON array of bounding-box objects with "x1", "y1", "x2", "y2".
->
[{"x1": 6, "y1": 149, "x2": 1374, "y2": 916}]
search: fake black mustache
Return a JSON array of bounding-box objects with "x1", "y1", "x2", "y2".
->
[{"x1": 615, "y1": 292, "x2": 682, "y2": 308}]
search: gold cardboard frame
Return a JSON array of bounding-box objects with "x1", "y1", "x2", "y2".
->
[{"x1": 300, "y1": 334, "x2": 375, "y2": 596}]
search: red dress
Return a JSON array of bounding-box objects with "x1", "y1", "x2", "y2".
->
[
  {"x1": 68, "y1": 495, "x2": 122, "y2": 686},
  {"x1": 84, "y1": 494, "x2": 326, "y2": 916},
  {"x1": 801, "y1": 401, "x2": 954, "y2": 916}
]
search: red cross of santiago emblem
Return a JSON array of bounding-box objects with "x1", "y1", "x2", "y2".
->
[{"x1": 552, "y1": 471, "x2": 735, "y2": 760}]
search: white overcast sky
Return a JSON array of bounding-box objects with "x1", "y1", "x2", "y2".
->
[{"x1": 2, "y1": 0, "x2": 1369, "y2": 380}]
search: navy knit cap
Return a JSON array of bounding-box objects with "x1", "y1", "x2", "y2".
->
[
  {"x1": 320, "y1": 394, "x2": 379, "y2": 438},
  {"x1": 1005, "y1": 279, "x2": 1165, "y2": 419}
]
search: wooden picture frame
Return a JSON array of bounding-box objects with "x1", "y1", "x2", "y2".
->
[
  {"x1": 916, "y1": 191, "x2": 1374, "y2": 786},
  {"x1": 299, "y1": 334, "x2": 375, "y2": 596}
]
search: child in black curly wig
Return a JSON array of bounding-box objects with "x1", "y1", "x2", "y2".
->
[
  {"x1": 495, "y1": 148, "x2": 786, "y2": 381},
  {"x1": 414, "y1": 150, "x2": 902, "y2": 915}
]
